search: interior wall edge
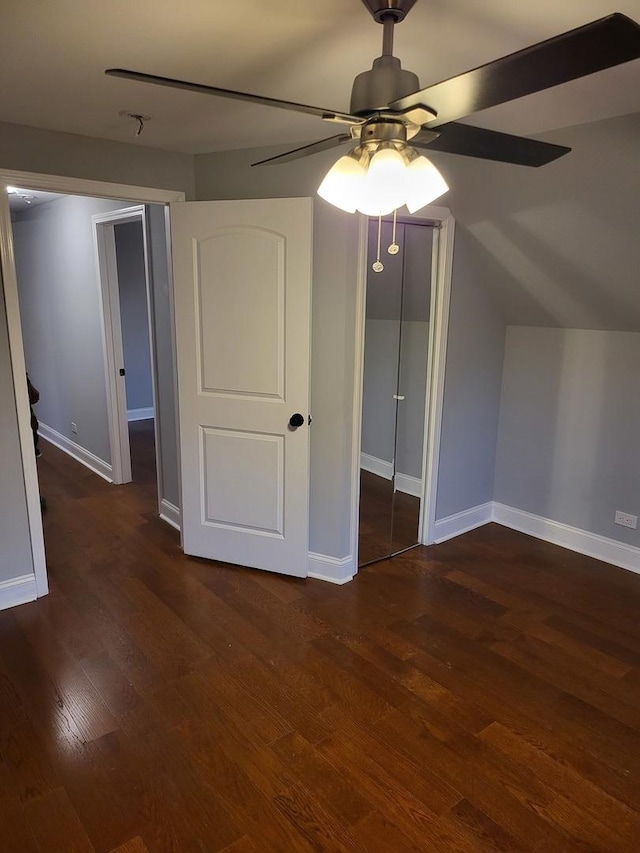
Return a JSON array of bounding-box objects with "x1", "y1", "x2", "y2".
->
[
  {"x1": 0, "y1": 573, "x2": 37, "y2": 612},
  {"x1": 307, "y1": 552, "x2": 355, "y2": 585}
]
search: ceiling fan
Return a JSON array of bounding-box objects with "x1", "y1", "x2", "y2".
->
[{"x1": 106, "y1": 1, "x2": 640, "y2": 168}]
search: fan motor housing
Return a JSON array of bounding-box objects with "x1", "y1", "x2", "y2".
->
[{"x1": 350, "y1": 55, "x2": 420, "y2": 115}]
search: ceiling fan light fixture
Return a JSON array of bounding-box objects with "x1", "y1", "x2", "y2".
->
[
  {"x1": 403, "y1": 151, "x2": 449, "y2": 213},
  {"x1": 317, "y1": 149, "x2": 368, "y2": 213},
  {"x1": 356, "y1": 143, "x2": 407, "y2": 215}
]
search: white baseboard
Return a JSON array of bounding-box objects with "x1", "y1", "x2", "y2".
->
[
  {"x1": 433, "y1": 500, "x2": 640, "y2": 576},
  {"x1": 493, "y1": 503, "x2": 640, "y2": 576},
  {"x1": 360, "y1": 452, "x2": 393, "y2": 480},
  {"x1": 0, "y1": 574, "x2": 38, "y2": 611},
  {"x1": 159, "y1": 499, "x2": 181, "y2": 531},
  {"x1": 434, "y1": 501, "x2": 494, "y2": 543},
  {"x1": 394, "y1": 472, "x2": 423, "y2": 499},
  {"x1": 308, "y1": 552, "x2": 355, "y2": 585},
  {"x1": 127, "y1": 407, "x2": 154, "y2": 422},
  {"x1": 360, "y1": 453, "x2": 423, "y2": 497},
  {"x1": 39, "y1": 423, "x2": 113, "y2": 482}
]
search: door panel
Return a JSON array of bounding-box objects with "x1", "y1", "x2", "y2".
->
[
  {"x1": 198, "y1": 227, "x2": 285, "y2": 399},
  {"x1": 171, "y1": 198, "x2": 312, "y2": 576},
  {"x1": 201, "y1": 427, "x2": 284, "y2": 535}
]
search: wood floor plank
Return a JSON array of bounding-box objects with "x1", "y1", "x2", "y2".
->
[
  {"x1": 0, "y1": 429, "x2": 636, "y2": 851},
  {"x1": 108, "y1": 838, "x2": 150, "y2": 853},
  {"x1": 479, "y1": 721, "x2": 640, "y2": 844},
  {"x1": 23, "y1": 786, "x2": 95, "y2": 853},
  {"x1": 0, "y1": 761, "x2": 40, "y2": 853}
]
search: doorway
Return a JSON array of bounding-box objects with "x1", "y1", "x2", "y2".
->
[
  {"x1": 10, "y1": 193, "x2": 166, "y2": 499},
  {"x1": 358, "y1": 218, "x2": 434, "y2": 565},
  {"x1": 350, "y1": 206, "x2": 455, "y2": 572},
  {"x1": 0, "y1": 171, "x2": 185, "y2": 597}
]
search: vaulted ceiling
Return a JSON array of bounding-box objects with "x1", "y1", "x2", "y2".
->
[{"x1": 2, "y1": 0, "x2": 639, "y2": 154}]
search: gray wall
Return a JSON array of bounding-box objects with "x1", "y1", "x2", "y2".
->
[
  {"x1": 114, "y1": 220, "x2": 154, "y2": 412},
  {"x1": 0, "y1": 276, "x2": 34, "y2": 582},
  {"x1": 433, "y1": 112, "x2": 640, "y2": 528},
  {"x1": 13, "y1": 195, "x2": 136, "y2": 465},
  {"x1": 309, "y1": 204, "x2": 360, "y2": 557},
  {"x1": 429, "y1": 112, "x2": 640, "y2": 332},
  {"x1": 0, "y1": 120, "x2": 194, "y2": 198},
  {"x1": 435, "y1": 228, "x2": 506, "y2": 518},
  {"x1": 145, "y1": 204, "x2": 180, "y2": 510},
  {"x1": 495, "y1": 327, "x2": 640, "y2": 548}
]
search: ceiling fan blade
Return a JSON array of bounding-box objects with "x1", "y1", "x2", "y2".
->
[
  {"x1": 252, "y1": 134, "x2": 353, "y2": 166},
  {"x1": 413, "y1": 122, "x2": 571, "y2": 167},
  {"x1": 390, "y1": 13, "x2": 640, "y2": 126},
  {"x1": 105, "y1": 68, "x2": 361, "y2": 124}
]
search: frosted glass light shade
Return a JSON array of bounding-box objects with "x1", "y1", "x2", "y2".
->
[
  {"x1": 404, "y1": 155, "x2": 448, "y2": 213},
  {"x1": 317, "y1": 154, "x2": 366, "y2": 213},
  {"x1": 357, "y1": 147, "x2": 406, "y2": 216}
]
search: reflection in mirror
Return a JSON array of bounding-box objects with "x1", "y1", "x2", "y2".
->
[
  {"x1": 358, "y1": 219, "x2": 434, "y2": 567},
  {"x1": 391, "y1": 225, "x2": 433, "y2": 555},
  {"x1": 359, "y1": 220, "x2": 403, "y2": 565}
]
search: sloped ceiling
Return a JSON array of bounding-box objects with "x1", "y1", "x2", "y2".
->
[
  {"x1": 1, "y1": 0, "x2": 639, "y2": 154},
  {"x1": 448, "y1": 112, "x2": 640, "y2": 331}
]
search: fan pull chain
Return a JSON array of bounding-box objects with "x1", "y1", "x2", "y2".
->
[
  {"x1": 372, "y1": 215, "x2": 384, "y2": 273},
  {"x1": 388, "y1": 208, "x2": 399, "y2": 255}
]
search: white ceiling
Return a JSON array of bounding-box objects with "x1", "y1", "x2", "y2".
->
[{"x1": 1, "y1": 0, "x2": 639, "y2": 155}]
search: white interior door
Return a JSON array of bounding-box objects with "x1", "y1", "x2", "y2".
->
[{"x1": 171, "y1": 198, "x2": 313, "y2": 577}]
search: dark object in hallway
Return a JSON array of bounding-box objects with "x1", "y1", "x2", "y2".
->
[
  {"x1": 26, "y1": 373, "x2": 40, "y2": 457},
  {"x1": 2, "y1": 434, "x2": 640, "y2": 851}
]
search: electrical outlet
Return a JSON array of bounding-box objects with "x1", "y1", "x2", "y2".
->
[
  {"x1": 71, "y1": 422, "x2": 78, "y2": 435},
  {"x1": 615, "y1": 510, "x2": 637, "y2": 529}
]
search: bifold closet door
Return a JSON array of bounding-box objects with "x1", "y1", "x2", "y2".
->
[{"x1": 358, "y1": 221, "x2": 404, "y2": 565}]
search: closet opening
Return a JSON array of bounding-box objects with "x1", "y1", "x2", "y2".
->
[{"x1": 358, "y1": 216, "x2": 437, "y2": 567}]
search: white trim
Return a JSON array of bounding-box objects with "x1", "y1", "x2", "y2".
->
[
  {"x1": 93, "y1": 205, "x2": 150, "y2": 485},
  {"x1": 141, "y1": 206, "x2": 175, "y2": 529},
  {"x1": 0, "y1": 170, "x2": 185, "y2": 204},
  {"x1": 159, "y1": 499, "x2": 181, "y2": 531},
  {"x1": 421, "y1": 213, "x2": 455, "y2": 546},
  {"x1": 348, "y1": 216, "x2": 369, "y2": 580},
  {"x1": 156, "y1": 205, "x2": 183, "y2": 547},
  {"x1": 360, "y1": 452, "x2": 393, "y2": 480},
  {"x1": 308, "y1": 552, "x2": 355, "y2": 585},
  {"x1": 39, "y1": 423, "x2": 113, "y2": 482},
  {"x1": 394, "y1": 472, "x2": 423, "y2": 499},
  {"x1": 0, "y1": 574, "x2": 38, "y2": 611},
  {"x1": 127, "y1": 406, "x2": 154, "y2": 422},
  {"x1": 493, "y1": 503, "x2": 640, "y2": 576},
  {"x1": 434, "y1": 502, "x2": 494, "y2": 543},
  {"x1": 0, "y1": 189, "x2": 48, "y2": 598}
]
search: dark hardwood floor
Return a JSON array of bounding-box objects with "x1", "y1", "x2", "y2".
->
[{"x1": 2, "y1": 433, "x2": 640, "y2": 851}]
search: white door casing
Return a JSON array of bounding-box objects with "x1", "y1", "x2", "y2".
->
[{"x1": 171, "y1": 198, "x2": 313, "y2": 577}]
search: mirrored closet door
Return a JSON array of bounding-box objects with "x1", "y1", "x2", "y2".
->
[{"x1": 358, "y1": 219, "x2": 434, "y2": 567}]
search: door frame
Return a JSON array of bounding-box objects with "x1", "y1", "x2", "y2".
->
[
  {"x1": 349, "y1": 206, "x2": 455, "y2": 570},
  {"x1": 0, "y1": 169, "x2": 185, "y2": 598},
  {"x1": 92, "y1": 205, "x2": 158, "y2": 489}
]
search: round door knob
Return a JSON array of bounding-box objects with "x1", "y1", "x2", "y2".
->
[{"x1": 289, "y1": 413, "x2": 305, "y2": 428}]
